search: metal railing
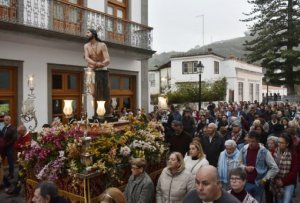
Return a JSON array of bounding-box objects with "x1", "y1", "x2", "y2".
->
[{"x1": 0, "y1": 0, "x2": 153, "y2": 50}]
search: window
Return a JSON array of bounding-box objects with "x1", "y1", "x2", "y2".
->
[
  {"x1": 110, "y1": 74, "x2": 136, "y2": 113},
  {"x1": 53, "y1": 4, "x2": 64, "y2": 21},
  {"x1": 69, "y1": 0, "x2": 78, "y2": 3},
  {"x1": 107, "y1": 0, "x2": 127, "y2": 41},
  {"x1": 0, "y1": 0, "x2": 10, "y2": 6},
  {"x1": 182, "y1": 61, "x2": 198, "y2": 74},
  {"x1": 53, "y1": 0, "x2": 83, "y2": 34},
  {"x1": 255, "y1": 84, "x2": 259, "y2": 101},
  {"x1": 249, "y1": 83, "x2": 254, "y2": 102},
  {"x1": 214, "y1": 61, "x2": 219, "y2": 74},
  {"x1": 0, "y1": 0, "x2": 16, "y2": 21},
  {"x1": 0, "y1": 66, "x2": 17, "y2": 126},
  {"x1": 0, "y1": 70, "x2": 10, "y2": 89},
  {"x1": 238, "y1": 82, "x2": 243, "y2": 101},
  {"x1": 108, "y1": 0, "x2": 127, "y2": 20},
  {"x1": 149, "y1": 73, "x2": 155, "y2": 87},
  {"x1": 52, "y1": 70, "x2": 83, "y2": 123}
]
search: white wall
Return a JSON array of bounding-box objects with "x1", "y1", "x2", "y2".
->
[
  {"x1": 169, "y1": 55, "x2": 263, "y2": 103},
  {"x1": 224, "y1": 60, "x2": 263, "y2": 102},
  {"x1": 0, "y1": 31, "x2": 142, "y2": 128},
  {"x1": 170, "y1": 55, "x2": 224, "y2": 88},
  {"x1": 160, "y1": 67, "x2": 171, "y2": 91},
  {"x1": 130, "y1": 0, "x2": 142, "y2": 23},
  {"x1": 87, "y1": 0, "x2": 142, "y2": 23},
  {"x1": 148, "y1": 71, "x2": 160, "y2": 95},
  {"x1": 87, "y1": 0, "x2": 106, "y2": 12}
]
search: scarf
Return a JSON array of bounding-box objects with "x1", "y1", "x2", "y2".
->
[
  {"x1": 218, "y1": 148, "x2": 239, "y2": 183},
  {"x1": 278, "y1": 150, "x2": 292, "y2": 178},
  {"x1": 272, "y1": 149, "x2": 292, "y2": 197},
  {"x1": 231, "y1": 130, "x2": 242, "y2": 142}
]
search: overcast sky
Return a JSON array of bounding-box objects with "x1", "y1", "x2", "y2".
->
[{"x1": 148, "y1": 0, "x2": 253, "y2": 53}]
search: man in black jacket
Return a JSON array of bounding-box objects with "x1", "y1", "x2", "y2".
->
[
  {"x1": 168, "y1": 120, "x2": 192, "y2": 157},
  {"x1": 201, "y1": 123, "x2": 224, "y2": 167},
  {"x1": 1, "y1": 115, "x2": 17, "y2": 178}
]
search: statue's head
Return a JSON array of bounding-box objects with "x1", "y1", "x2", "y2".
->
[{"x1": 87, "y1": 29, "x2": 102, "y2": 42}]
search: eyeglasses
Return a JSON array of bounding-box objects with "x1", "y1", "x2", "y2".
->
[
  {"x1": 230, "y1": 177, "x2": 242, "y2": 182},
  {"x1": 131, "y1": 166, "x2": 141, "y2": 170}
]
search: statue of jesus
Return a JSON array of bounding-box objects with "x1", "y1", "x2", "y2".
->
[{"x1": 84, "y1": 29, "x2": 111, "y2": 117}]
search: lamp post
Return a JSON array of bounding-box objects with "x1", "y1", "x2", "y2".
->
[
  {"x1": 266, "y1": 77, "x2": 270, "y2": 104},
  {"x1": 197, "y1": 61, "x2": 204, "y2": 111}
]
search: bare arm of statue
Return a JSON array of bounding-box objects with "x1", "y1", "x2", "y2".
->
[{"x1": 99, "y1": 43, "x2": 110, "y2": 67}]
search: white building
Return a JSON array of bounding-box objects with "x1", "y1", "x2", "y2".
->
[
  {"x1": 0, "y1": 0, "x2": 154, "y2": 128},
  {"x1": 149, "y1": 52, "x2": 263, "y2": 107}
]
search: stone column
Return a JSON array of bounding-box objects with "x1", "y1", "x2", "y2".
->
[{"x1": 141, "y1": 59, "x2": 149, "y2": 113}]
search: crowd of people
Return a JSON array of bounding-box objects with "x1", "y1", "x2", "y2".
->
[
  {"x1": 149, "y1": 100, "x2": 300, "y2": 203},
  {"x1": 1, "y1": 100, "x2": 300, "y2": 202}
]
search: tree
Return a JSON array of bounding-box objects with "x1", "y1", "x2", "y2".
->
[
  {"x1": 165, "y1": 78, "x2": 227, "y2": 104},
  {"x1": 243, "y1": 0, "x2": 300, "y2": 95}
]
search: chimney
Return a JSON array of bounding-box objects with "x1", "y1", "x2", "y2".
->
[{"x1": 207, "y1": 48, "x2": 213, "y2": 53}]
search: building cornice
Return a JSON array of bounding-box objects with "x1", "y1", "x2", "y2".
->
[{"x1": 0, "y1": 21, "x2": 155, "y2": 60}]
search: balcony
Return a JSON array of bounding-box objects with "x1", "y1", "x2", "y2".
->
[{"x1": 0, "y1": 0, "x2": 153, "y2": 50}]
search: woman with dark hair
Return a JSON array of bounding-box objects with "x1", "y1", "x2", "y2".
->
[
  {"x1": 253, "y1": 124, "x2": 268, "y2": 146},
  {"x1": 196, "y1": 114, "x2": 207, "y2": 137},
  {"x1": 218, "y1": 114, "x2": 229, "y2": 130},
  {"x1": 228, "y1": 167, "x2": 258, "y2": 203},
  {"x1": 156, "y1": 152, "x2": 194, "y2": 203},
  {"x1": 280, "y1": 117, "x2": 289, "y2": 129},
  {"x1": 32, "y1": 181, "x2": 69, "y2": 203},
  {"x1": 273, "y1": 133, "x2": 298, "y2": 203}
]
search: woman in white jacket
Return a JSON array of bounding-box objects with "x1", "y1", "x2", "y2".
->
[
  {"x1": 184, "y1": 138, "x2": 209, "y2": 177},
  {"x1": 156, "y1": 152, "x2": 195, "y2": 203}
]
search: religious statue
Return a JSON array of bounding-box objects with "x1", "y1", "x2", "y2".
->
[{"x1": 84, "y1": 29, "x2": 112, "y2": 118}]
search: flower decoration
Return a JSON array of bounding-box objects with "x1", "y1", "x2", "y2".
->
[{"x1": 21, "y1": 117, "x2": 167, "y2": 185}]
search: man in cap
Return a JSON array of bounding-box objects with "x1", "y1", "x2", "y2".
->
[
  {"x1": 226, "y1": 120, "x2": 246, "y2": 149},
  {"x1": 84, "y1": 29, "x2": 111, "y2": 117}
]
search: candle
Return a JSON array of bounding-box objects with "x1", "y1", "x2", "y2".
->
[
  {"x1": 28, "y1": 74, "x2": 34, "y2": 90},
  {"x1": 82, "y1": 94, "x2": 85, "y2": 111}
]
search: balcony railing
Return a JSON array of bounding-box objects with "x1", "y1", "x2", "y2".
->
[{"x1": 0, "y1": 0, "x2": 153, "y2": 50}]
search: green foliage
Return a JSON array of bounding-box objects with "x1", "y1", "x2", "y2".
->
[
  {"x1": 242, "y1": 0, "x2": 300, "y2": 94},
  {"x1": 166, "y1": 78, "x2": 227, "y2": 104}
]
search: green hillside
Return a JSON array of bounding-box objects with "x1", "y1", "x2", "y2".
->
[{"x1": 149, "y1": 35, "x2": 254, "y2": 69}]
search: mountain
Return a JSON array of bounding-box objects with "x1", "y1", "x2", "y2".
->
[{"x1": 149, "y1": 35, "x2": 254, "y2": 69}]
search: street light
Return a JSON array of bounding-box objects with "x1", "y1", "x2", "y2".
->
[
  {"x1": 266, "y1": 77, "x2": 270, "y2": 104},
  {"x1": 196, "y1": 61, "x2": 204, "y2": 111}
]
